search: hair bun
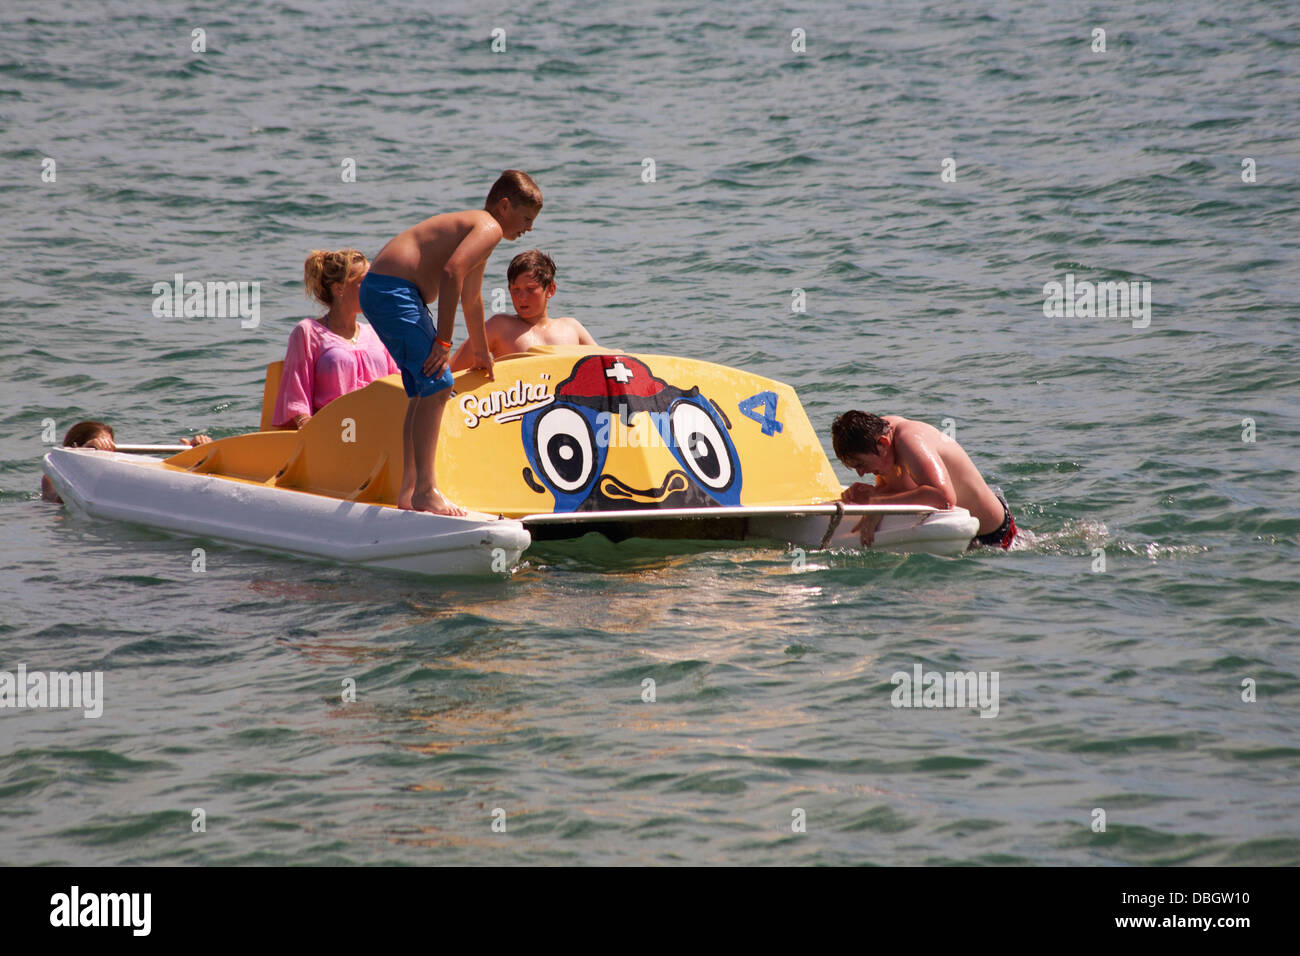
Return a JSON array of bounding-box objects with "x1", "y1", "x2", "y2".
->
[{"x1": 304, "y1": 248, "x2": 368, "y2": 307}]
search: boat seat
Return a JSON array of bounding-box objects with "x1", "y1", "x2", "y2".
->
[
  {"x1": 163, "y1": 430, "x2": 302, "y2": 482},
  {"x1": 266, "y1": 377, "x2": 405, "y2": 502},
  {"x1": 259, "y1": 360, "x2": 285, "y2": 431}
]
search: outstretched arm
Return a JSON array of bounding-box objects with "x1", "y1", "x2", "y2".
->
[
  {"x1": 450, "y1": 313, "x2": 502, "y2": 371},
  {"x1": 427, "y1": 217, "x2": 501, "y2": 378},
  {"x1": 448, "y1": 338, "x2": 473, "y2": 372},
  {"x1": 460, "y1": 261, "x2": 494, "y2": 378}
]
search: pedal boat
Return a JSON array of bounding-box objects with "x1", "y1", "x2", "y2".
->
[{"x1": 41, "y1": 347, "x2": 979, "y2": 575}]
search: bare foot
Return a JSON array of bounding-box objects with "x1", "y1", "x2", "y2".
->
[
  {"x1": 410, "y1": 489, "x2": 467, "y2": 517},
  {"x1": 397, "y1": 495, "x2": 414, "y2": 510}
]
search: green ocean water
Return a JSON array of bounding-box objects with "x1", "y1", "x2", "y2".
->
[{"x1": 0, "y1": 0, "x2": 1297, "y2": 865}]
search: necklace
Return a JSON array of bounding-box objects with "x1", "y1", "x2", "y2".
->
[{"x1": 324, "y1": 315, "x2": 361, "y2": 343}]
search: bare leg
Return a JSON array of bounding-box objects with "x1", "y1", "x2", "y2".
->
[
  {"x1": 397, "y1": 398, "x2": 417, "y2": 509},
  {"x1": 409, "y1": 390, "x2": 466, "y2": 516}
]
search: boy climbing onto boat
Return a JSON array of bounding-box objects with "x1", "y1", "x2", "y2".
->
[
  {"x1": 360, "y1": 170, "x2": 542, "y2": 515},
  {"x1": 450, "y1": 249, "x2": 597, "y2": 370},
  {"x1": 831, "y1": 411, "x2": 1017, "y2": 549}
]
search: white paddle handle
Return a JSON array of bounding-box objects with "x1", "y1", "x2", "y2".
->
[{"x1": 112, "y1": 444, "x2": 194, "y2": 454}]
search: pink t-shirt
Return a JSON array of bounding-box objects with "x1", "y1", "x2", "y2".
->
[{"x1": 272, "y1": 318, "x2": 399, "y2": 427}]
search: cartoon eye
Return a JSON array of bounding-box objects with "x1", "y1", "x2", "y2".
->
[
  {"x1": 535, "y1": 406, "x2": 595, "y2": 492},
  {"x1": 670, "y1": 401, "x2": 733, "y2": 490}
]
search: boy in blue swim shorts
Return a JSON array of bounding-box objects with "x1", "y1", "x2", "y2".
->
[
  {"x1": 360, "y1": 170, "x2": 542, "y2": 514},
  {"x1": 359, "y1": 275, "x2": 455, "y2": 397}
]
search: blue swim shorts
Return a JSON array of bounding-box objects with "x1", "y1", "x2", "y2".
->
[{"x1": 358, "y1": 272, "x2": 455, "y2": 398}]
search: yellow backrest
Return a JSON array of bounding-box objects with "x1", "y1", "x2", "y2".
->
[
  {"x1": 260, "y1": 361, "x2": 285, "y2": 431},
  {"x1": 275, "y1": 375, "x2": 404, "y2": 500},
  {"x1": 164, "y1": 430, "x2": 302, "y2": 482}
]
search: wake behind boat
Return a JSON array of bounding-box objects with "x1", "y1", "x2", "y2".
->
[{"x1": 42, "y1": 346, "x2": 979, "y2": 575}]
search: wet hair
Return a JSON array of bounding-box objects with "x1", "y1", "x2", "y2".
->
[
  {"x1": 303, "y1": 249, "x2": 368, "y2": 307},
  {"x1": 831, "y1": 411, "x2": 889, "y2": 459},
  {"x1": 507, "y1": 249, "x2": 556, "y2": 288},
  {"x1": 485, "y1": 170, "x2": 542, "y2": 211},
  {"x1": 63, "y1": 421, "x2": 114, "y2": 447}
]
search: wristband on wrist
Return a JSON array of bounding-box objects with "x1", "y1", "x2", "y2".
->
[{"x1": 436, "y1": 337, "x2": 452, "y2": 349}]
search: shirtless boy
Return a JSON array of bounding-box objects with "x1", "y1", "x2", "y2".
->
[
  {"x1": 360, "y1": 170, "x2": 541, "y2": 515},
  {"x1": 450, "y1": 249, "x2": 596, "y2": 370},
  {"x1": 830, "y1": 410, "x2": 1017, "y2": 549}
]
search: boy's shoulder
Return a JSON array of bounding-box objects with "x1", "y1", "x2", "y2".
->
[
  {"x1": 485, "y1": 312, "x2": 527, "y2": 342},
  {"x1": 415, "y1": 208, "x2": 499, "y2": 232},
  {"x1": 463, "y1": 208, "x2": 502, "y2": 233},
  {"x1": 894, "y1": 420, "x2": 955, "y2": 467},
  {"x1": 890, "y1": 416, "x2": 933, "y2": 434},
  {"x1": 558, "y1": 315, "x2": 593, "y2": 334}
]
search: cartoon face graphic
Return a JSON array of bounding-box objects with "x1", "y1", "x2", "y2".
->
[
  {"x1": 521, "y1": 400, "x2": 606, "y2": 512},
  {"x1": 520, "y1": 355, "x2": 742, "y2": 511}
]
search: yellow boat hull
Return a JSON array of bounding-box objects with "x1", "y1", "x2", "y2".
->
[
  {"x1": 167, "y1": 346, "x2": 843, "y2": 515},
  {"x1": 153, "y1": 346, "x2": 978, "y2": 555}
]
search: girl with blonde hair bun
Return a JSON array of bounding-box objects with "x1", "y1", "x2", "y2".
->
[{"x1": 271, "y1": 249, "x2": 399, "y2": 429}]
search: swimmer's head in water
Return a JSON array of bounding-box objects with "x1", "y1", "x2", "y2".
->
[{"x1": 63, "y1": 420, "x2": 114, "y2": 450}]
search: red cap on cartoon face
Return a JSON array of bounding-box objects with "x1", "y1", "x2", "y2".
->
[{"x1": 556, "y1": 356, "x2": 666, "y2": 399}]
